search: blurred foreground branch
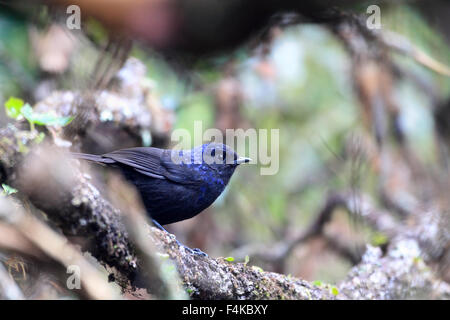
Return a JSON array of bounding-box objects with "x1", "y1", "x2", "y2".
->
[{"x1": 0, "y1": 196, "x2": 120, "y2": 299}]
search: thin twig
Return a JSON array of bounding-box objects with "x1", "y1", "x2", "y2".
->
[{"x1": 0, "y1": 196, "x2": 120, "y2": 300}]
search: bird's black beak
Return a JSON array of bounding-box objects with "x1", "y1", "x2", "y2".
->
[{"x1": 235, "y1": 156, "x2": 251, "y2": 165}]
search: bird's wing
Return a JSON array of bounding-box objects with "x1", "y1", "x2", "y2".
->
[
  {"x1": 103, "y1": 147, "x2": 167, "y2": 180},
  {"x1": 103, "y1": 147, "x2": 203, "y2": 185}
]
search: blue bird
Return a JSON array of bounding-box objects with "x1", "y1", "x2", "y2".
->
[{"x1": 72, "y1": 143, "x2": 251, "y2": 255}]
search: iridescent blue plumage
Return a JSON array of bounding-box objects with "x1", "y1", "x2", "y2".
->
[{"x1": 73, "y1": 143, "x2": 250, "y2": 225}]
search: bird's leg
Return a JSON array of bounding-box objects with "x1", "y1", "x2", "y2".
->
[{"x1": 151, "y1": 219, "x2": 208, "y2": 257}]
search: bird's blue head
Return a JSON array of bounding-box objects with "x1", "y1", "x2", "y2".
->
[{"x1": 188, "y1": 142, "x2": 251, "y2": 184}]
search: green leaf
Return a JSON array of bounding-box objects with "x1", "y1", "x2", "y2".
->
[
  {"x1": 4, "y1": 98, "x2": 73, "y2": 128},
  {"x1": 34, "y1": 113, "x2": 74, "y2": 126},
  {"x1": 252, "y1": 266, "x2": 264, "y2": 273},
  {"x1": 34, "y1": 132, "x2": 46, "y2": 144},
  {"x1": 312, "y1": 280, "x2": 323, "y2": 287},
  {"x1": 371, "y1": 232, "x2": 388, "y2": 246},
  {"x1": 224, "y1": 256, "x2": 235, "y2": 262},
  {"x1": 244, "y1": 255, "x2": 250, "y2": 266},
  {"x1": 21, "y1": 104, "x2": 73, "y2": 127},
  {"x1": 2, "y1": 184, "x2": 18, "y2": 195},
  {"x1": 413, "y1": 256, "x2": 423, "y2": 264},
  {"x1": 156, "y1": 252, "x2": 170, "y2": 260},
  {"x1": 19, "y1": 103, "x2": 33, "y2": 119},
  {"x1": 331, "y1": 286, "x2": 339, "y2": 296},
  {"x1": 4, "y1": 97, "x2": 24, "y2": 119}
]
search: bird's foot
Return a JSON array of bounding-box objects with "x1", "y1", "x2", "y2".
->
[
  {"x1": 152, "y1": 219, "x2": 208, "y2": 257},
  {"x1": 186, "y1": 247, "x2": 208, "y2": 257},
  {"x1": 176, "y1": 240, "x2": 208, "y2": 257}
]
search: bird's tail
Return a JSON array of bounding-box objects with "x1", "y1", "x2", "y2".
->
[{"x1": 71, "y1": 152, "x2": 115, "y2": 164}]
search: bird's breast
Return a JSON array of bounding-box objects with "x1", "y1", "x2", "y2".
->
[{"x1": 136, "y1": 175, "x2": 226, "y2": 225}]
